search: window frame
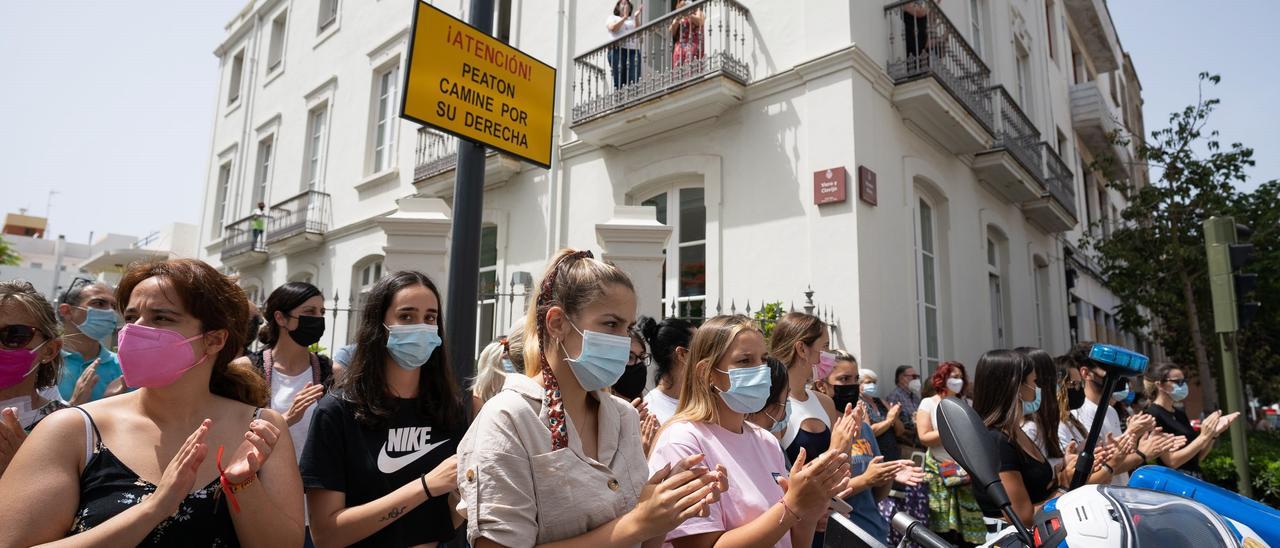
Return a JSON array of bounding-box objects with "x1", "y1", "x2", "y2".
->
[
  {"x1": 370, "y1": 63, "x2": 400, "y2": 174},
  {"x1": 213, "y1": 161, "x2": 234, "y2": 239},
  {"x1": 318, "y1": 0, "x2": 339, "y2": 34},
  {"x1": 265, "y1": 10, "x2": 289, "y2": 78},
  {"x1": 914, "y1": 196, "x2": 942, "y2": 374},
  {"x1": 304, "y1": 103, "x2": 330, "y2": 191},
  {"x1": 254, "y1": 136, "x2": 274, "y2": 206},
  {"x1": 969, "y1": 0, "x2": 985, "y2": 60},
  {"x1": 227, "y1": 49, "x2": 245, "y2": 108},
  {"x1": 640, "y1": 185, "x2": 708, "y2": 320}
]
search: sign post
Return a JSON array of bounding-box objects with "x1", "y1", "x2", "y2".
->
[{"x1": 400, "y1": 0, "x2": 556, "y2": 413}]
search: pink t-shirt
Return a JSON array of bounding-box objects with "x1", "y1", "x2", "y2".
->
[{"x1": 648, "y1": 420, "x2": 792, "y2": 548}]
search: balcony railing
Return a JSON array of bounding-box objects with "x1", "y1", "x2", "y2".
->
[
  {"x1": 414, "y1": 129, "x2": 460, "y2": 180},
  {"x1": 885, "y1": 0, "x2": 994, "y2": 131},
  {"x1": 266, "y1": 190, "x2": 330, "y2": 244},
  {"x1": 988, "y1": 86, "x2": 1043, "y2": 179},
  {"x1": 1039, "y1": 142, "x2": 1077, "y2": 218},
  {"x1": 571, "y1": 0, "x2": 751, "y2": 124},
  {"x1": 221, "y1": 215, "x2": 266, "y2": 259}
]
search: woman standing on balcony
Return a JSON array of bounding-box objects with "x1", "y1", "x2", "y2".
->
[
  {"x1": 606, "y1": 0, "x2": 643, "y2": 89},
  {"x1": 669, "y1": 0, "x2": 704, "y2": 69}
]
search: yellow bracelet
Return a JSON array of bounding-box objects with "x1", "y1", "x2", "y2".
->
[{"x1": 228, "y1": 474, "x2": 257, "y2": 494}]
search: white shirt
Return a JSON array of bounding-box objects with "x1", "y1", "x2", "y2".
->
[
  {"x1": 268, "y1": 367, "x2": 315, "y2": 463},
  {"x1": 643, "y1": 388, "x2": 679, "y2": 425},
  {"x1": 918, "y1": 396, "x2": 955, "y2": 462},
  {"x1": 605, "y1": 14, "x2": 639, "y2": 47},
  {"x1": 1021, "y1": 419, "x2": 1063, "y2": 471},
  {"x1": 1058, "y1": 397, "x2": 1127, "y2": 485}
]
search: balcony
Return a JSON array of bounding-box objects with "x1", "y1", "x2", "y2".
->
[
  {"x1": 1062, "y1": 0, "x2": 1121, "y2": 72},
  {"x1": 411, "y1": 128, "x2": 521, "y2": 197},
  {"x1": 885, "y1": 0, "x2": 994, "y2": 155},
  {"x1": 264, "y1": 190, "x2": 330, "y2": 255},
  {"x1": 570, "y1": 0, "x2": 751, "y2": 146},
  {"x1": 219, "y1": 215, "x2": 267, "y2": 269},
  {"x1": 973, "y1": 86, "x2": 1044, "y2": 203},
  {"x1": 1023, "y1": 143, "x2": 1078, "y2": 233},
  {"x1": 1070, "y1": 79, "x2": 1132, "y2": 180}
]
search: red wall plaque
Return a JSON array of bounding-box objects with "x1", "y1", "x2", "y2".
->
[
  {"x1": 813, "y1": 167, "x2": 847, "y2": 205},
  {"x1": 858, "y1": 165, "x2": 877, "y2": 206}
]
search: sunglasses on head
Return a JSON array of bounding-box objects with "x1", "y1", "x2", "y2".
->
[{"x1": 0, "y1": 325, "x2": 41, "y2": 349}]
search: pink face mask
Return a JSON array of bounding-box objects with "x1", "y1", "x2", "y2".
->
[
  {"x1": 0, "y1": 342, "x2": 45, "y2": 390},
  {"x1": 813, "y1": 351, "x2": 836, "y2": 381},
  {"x1": 117, "y1": 323, "x2": 209, "y2": 388}
]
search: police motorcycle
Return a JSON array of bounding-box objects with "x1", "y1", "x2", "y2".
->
[{"x1": 825, "y1": 344, "x2": 1278, "y2": 548}]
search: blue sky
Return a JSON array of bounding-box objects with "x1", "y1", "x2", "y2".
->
[{"x1": 0, "y1": 1, "x2": 1275, "y2": 247}]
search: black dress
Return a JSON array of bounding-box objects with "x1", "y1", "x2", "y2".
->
[
  {"x1": 1146, "y1": 404, "x2": 1203, "y2": 477},
  {"x1": 974, "y1": 429, "x2": 1057, "y2": 518},
  {"x1": 69, "y1": 407, "x2": 243, "y2": 546}
]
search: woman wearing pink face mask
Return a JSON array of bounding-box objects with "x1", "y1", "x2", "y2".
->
[
  {"x1": 0, "y1": 280, "x2": 68, "y2": 477},
  {"x1": 0, "y1": 259, "x2": 304, "y2": 547}
]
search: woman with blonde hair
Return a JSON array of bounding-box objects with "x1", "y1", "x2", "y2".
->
[
  {"x1": 457, "y1": 249, "x2": 725, "y2": 546},
  {"x1": 469, "y1": 340, "x2": 506, "y2": 414},
  {"x1": 649, "y1": 314, "x2": 851, "y2": 547},
  {"x1": 0, "y1": 280, "x2": 67, "y2": 477}
]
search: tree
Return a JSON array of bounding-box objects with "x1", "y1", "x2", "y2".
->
[
  {"x1": 1082, "y1": 73, "x2": 1254, "y2": 411},
  {"x1": 0, "y1": 236, "x2": 19, "y2": 266},
  {"x1": 1232, "y1": 179, "x2": 1280, "y2": 403}
]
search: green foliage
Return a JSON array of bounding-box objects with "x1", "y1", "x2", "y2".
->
[
  {"x1": 0, "y1": 236, "x2": 19, "y2": 266},
  {"x1": 1202, "y1": 430, "x2": 1280, "y2": 506},
  {"x1": 308, "y1": 342, "x2": 328, "y2": 356},
  {"x1": 754, "y1": 301, "x2": 785, "y2": 340},
  {"x1": 1231, "y1": 179, "x2": 1280, "y2": 402}
]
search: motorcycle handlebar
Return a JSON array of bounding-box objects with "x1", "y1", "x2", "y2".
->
[{"x1": 890, "y1": 512, "x2": 953, "y2": 548}]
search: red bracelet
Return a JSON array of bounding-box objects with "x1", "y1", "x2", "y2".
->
[{"x1": 216, "y1": 445, "x2": 255, "y2": 513}]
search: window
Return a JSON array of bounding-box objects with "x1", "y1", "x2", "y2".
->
[
  {"x1": 969, "y1": 0, "x2": 985, "y2": 59},
  {"x1": 267, "y1": 11, "x2": 287, "y2": 72},
  {"x1": 213, "y1": 162, "x2": 233, "y2": 238},
  {"x1": 372, "y1": 66, "x2": 399, "y2": 173},
  {"x1": 476, "y1": 225, "x2": 499, "y2": 358},
  {"x1": 227, "y1": 50, "x2": 245, "y2": 106},
  {"x1": 915, "y1": 197, "x2": 941, "y2": 373},
  {"x1": 359, "y1": 260, "x2": 384, "y2": 291},
  {"x1": 318, "y1": 0, "x2": 339, "y2": 33},
  {"x1": 642, "y1": 187, "x2": 707, "y2": 319},
  {"x1": 1045, "y1": 0, "x2": 1057, "y2": 61},
  {"x1": 1015, "y1": 42, "x2": 1033, "y2": 113},
  {"x1": 986, "y1": 235, "x2": 1006, "y2": 348},
  {"x1": 1093, "y1": 307, "x2": 1105, "y2": 343},
  {"x1": 1098, "y1": 188, "x2": 1111, "y2": 239},
  {"x1": 254, "y1": 137, "x2": 273, "y2": 205},
  {"x1": 493, "y1": 0, "x2": 513, "y2": 43},
  {"x1": 304, "y1": 105, "x2": 329, "y2": 190},
  {"x1": 1034, "y1": 257, "x2": 1051, "y2": 347}
]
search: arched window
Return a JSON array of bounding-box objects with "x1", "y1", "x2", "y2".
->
[
  {"x1": 640, "y1": 186, "x2": 706, "y2": 320},
  {"x1": 914, "y1": 195, "x2": 942, "y2": 373}
]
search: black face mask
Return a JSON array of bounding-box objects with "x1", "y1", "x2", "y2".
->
[
  {"x1": 1067, "y1": 385, "x2": 1086, "y2": 410},
  {"x1": 612, "y1": 363, "x2": 648, "y2": 401},
  {"x1": 286, "y1": 315, "x2": 326, "y2": 348},
  {"x1": 832, "y1": 384, "x2": 860, "y2": 412}
]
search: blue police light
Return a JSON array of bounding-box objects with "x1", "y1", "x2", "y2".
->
[{"x1": 1087, "y1": 343, "x2": 1149, "y2": 374}]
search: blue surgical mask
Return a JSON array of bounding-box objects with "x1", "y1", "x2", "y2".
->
[
  {"x1": 769, "y1": 400, "x2": 792, "y2": 433},
  {"x1": 385, "y1": 324, "x2": 442, "y2": 370},
  {"x1": 862, "y1": 382, "x2": 880, "y2": 398},
  {"x1": 1022, "y1": 386, "x2": 1042, "y2": 414},
  {"x1": 76, "y1": 306, "x2": 118, "y2": 341},
  {"x1": 1111, "y1": 388, "x2": 1131, "y2": 403},
  {"x1": 560, "y1": 321, "x2": 631, "y2": 391},
  {"x1": 1170, "y1": 383, "x2": 1189, "y2": 402},
  {"x1": 715, "y1": 364, "x2": 772, "y2": 414},
  {"x1": 501, "y1": 358, "x2": 517, "y2": 374}
]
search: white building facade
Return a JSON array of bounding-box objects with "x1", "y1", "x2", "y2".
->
[
  {"x1": 198, "y1": 0, "x2": 1151, "y2": 374},
  {"x1": 1, "y1": 223, "x2": 197, "y2": 299}
]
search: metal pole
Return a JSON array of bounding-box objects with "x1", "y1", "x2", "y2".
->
[
  {"x1": 444, "y1": 0, "x2": 496, "y2": 419},
  {"x1": 1219, "y1": 331, "x2": 1252, "y2": 497}
]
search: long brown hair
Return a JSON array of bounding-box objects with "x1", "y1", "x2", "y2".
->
[
  {"x1": 116, "y1": 259, "x2": 267, "y2": 406},
  {"x1": 768, "y1": 312, "x2": 825, "y2": 369},
  {"x1": 670, "y1": 314, "x2": 761, "y2": 426},
  {"x1": 341, "y1": 271, "x2": 465, "y2": 433},
  {"x1": 523, "y1": 248, "x2": 635, "y2": 375}
]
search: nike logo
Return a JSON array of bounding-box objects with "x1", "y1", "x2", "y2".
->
[{"x1": 376, "y1": 426, "x2": 450, "y2": 474}]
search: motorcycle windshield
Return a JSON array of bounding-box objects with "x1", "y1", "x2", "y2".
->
[{"x1": 1103, "y1": 487, "x2": 1241, "y2": 548}]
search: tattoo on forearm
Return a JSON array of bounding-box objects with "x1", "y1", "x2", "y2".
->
[{"x1": 380, "y1": 505, "x2": 408, "y2": 522}]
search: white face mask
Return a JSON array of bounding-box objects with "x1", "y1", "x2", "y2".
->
[
  {"x1": 908, "y1": 378, "x2": 922, "y2": 393},
  {"x1": 945, "y1": 377, "x2": 965, "y2": 395}
]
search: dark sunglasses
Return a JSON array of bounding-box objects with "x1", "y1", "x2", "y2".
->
[
  {"x1": 1164, "y1": 378, "x2": 1188, "y2": 387},
  {"x1": 0, "y1": 325, "x2": 41, "y2": 349}
]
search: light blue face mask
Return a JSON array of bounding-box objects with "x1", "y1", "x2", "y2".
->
[
  {"x1": 501, "y1": 358, "x2": 517, "y2": 374},
  {"x1": 1170, "y1": 383, "x2": 1189, "y2": 402},
  {"x1": 1022, "y1": 386, "x2": 1042, "y2": 415},
  {"x1": 560, "y1": 321, "x2": 631, "y2": 391},
  {"x1": 716, "y1": 363, "x2": 772, "y2": 414},
  {"x1": 862, "y1": 382, "x2": 880, "y2": 398},
  {"x1": 768, "y1": 400, "x2": 792, "y2": 433},
  {"x1": 1111, "y1": 388, "x2": 1132, "y2": 403},
  {"x1": 384, "y1": 324, "x2": 442, "y2": 370},
  {"x1": 76, "y1": 306, "x2": 118, "y2": 341}
]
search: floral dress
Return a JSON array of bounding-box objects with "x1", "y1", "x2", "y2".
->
[{"x1": 68, "y1": 407, "x2": 243, "y2": 546}]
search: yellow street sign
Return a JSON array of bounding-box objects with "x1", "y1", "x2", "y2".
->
[{"x1": 401, "y1": 0, "x2": 556, "y2": 168}]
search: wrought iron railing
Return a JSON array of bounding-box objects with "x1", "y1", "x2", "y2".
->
[
  {"x1": 1039, "y1": 143, "x2": 1078, "y2": 218},
  {"x1": 413, "y1": 127, "x2": 497, "y2": 181},
  {"x1": 266, "y1": 190, "x2": 331, "y2": 244},
  {"x1": 571, "y1": 0, "x2": 751, "y2": 123},
  {"x1": 131, "y1": 230, "x2": 162, "y2": 249},
  {"x1": 988, "y1": 86, "x2": 1043, "y2": 180},
  {"x1": 220, "y1": 215, "x2": 266, "y2": 259},
  {"x1": 885, "y1": 0, "x2": 994, "y2": 131}
]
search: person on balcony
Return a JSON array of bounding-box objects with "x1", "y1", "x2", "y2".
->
[
  {"x1": 669, "y1": 0, "x2": 704, "y2": 69},
  {"x1": 251, "y1": 202, "x2": 267, "y2": 249},
  {"x1": 902, "y1": 0, "x2": 934, "y2": 62},
  {"x1": 606, "y1": 0, "x2": 643, "y2": 89}
]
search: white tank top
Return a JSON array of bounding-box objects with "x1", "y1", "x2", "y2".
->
[{"x1": 782, "y1": 388, "x2": 832, "y2": 448}]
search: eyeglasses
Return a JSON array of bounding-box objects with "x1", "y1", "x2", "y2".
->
[
  {"x1": 1164, "y1": 378, "x2": 1188, "y2": 387},
  {"x1": 903, "y1": 374, "x2": 921, "y2": 380},
  {"x1": 0, "y1": 325, "x2": 40, "y2": 349},
  {"x1": 629, "y1": 351, "x2": 650, "y2": 366}
]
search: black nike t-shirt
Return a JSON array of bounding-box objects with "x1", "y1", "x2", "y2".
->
[{"x1": 300, "y1": 393, "x2": 459, "y2": 546}]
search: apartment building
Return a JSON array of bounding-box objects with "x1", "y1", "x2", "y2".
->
[{"x1": 198, "y1": 0, "x2": 1152, "y2": 372}]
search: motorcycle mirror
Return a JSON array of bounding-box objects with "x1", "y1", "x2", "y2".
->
[{"x1": 936, "y1": 397, "x2": 1008, "y2": 507}]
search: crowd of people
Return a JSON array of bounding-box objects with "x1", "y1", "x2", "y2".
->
[{"x1": 0, "y1": 250, "x2": 1246, "y2": 547}]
